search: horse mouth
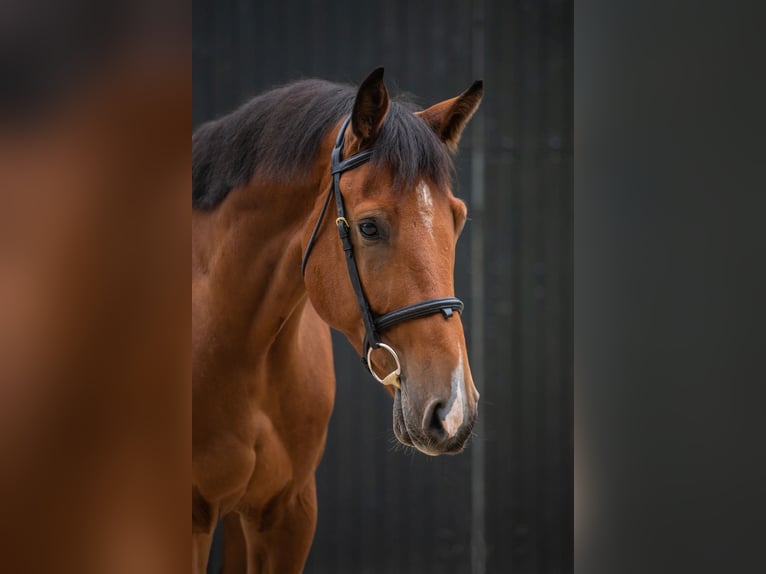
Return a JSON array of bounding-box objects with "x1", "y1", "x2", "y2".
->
[
  {"x1": 392, "y1": 389, "x2": 414, "y2": 447},
  {"x1": 392, "y1": 388, "x2": 471, "y2": 456}
]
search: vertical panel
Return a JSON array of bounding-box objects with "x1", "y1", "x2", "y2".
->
[
  {"x1": 236, "y1": 0, "x2": 257, "y2": 99},
  {"x1": 482, "y1": 1, "x2": 574, "y2": 573},
  {"x1": 483, "y1": 0, "x2": 520, "y2": 570},
  {"x1": 210, "y1": 0, "x2": 238, "y2": 116},
  {"x1": 539, "y1": 1, "x2": 574, "y2": 571},
  {"x1": 192, "y1": 0, "x2": 212, "y2": 126}
]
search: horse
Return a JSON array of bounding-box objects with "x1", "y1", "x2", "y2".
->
[{"x1": 192, "y1": 67, "x2": 483, "y2": 573}]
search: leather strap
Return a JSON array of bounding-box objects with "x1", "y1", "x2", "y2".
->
[
  {"x1": 331, "y1": 150, "x2": 373, "y2": 175},
  {"x1": 374, "y1": 297, "x2": 464, "y2": 332},
  {"x1": 335, "y1": 215, "x2": 381, "y2": 351},
  {"x1": 300, "y1": 185, "x2": 333, "y2": 276}
]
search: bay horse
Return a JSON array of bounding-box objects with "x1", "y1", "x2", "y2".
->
[{"x1": 192, "y1": 68, "x2": 482, "y2": 573}]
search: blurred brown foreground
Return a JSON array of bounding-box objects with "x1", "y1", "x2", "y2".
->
[{"x1": 0, "y1": 2, "x2": 189, "y2": 572}]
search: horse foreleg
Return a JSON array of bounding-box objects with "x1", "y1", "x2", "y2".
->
[
  {"x1": 192, "y1": 530, "x2": 213, "y2": 574},
  {"x1": 220, "y1": 512, "x2": 247, "y2": 573},
  {"x1": 192, "y1": 486, "x2": 219, "y2": 574},
  {"x1": 241, "y1": 479, "x2": 319, "y2": 574}
]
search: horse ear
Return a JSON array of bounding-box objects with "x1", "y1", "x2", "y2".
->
[
  {"x1": 416, "y1": 80, "x2": 484, "y2": 151},
  {"x1": 351, "y1": 67, "x2": 390, "y2": 143}
]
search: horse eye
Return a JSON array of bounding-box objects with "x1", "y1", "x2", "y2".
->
[{"x1": 358, "y1": 221, "x2": 379, "y2": 238}]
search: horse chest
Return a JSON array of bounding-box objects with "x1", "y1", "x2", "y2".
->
[{"x1": 244, "y1": 410, "x2": 295, "y2": 502}]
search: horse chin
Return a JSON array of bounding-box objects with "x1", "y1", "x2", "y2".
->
[
  {"x1": 393, "y1": 417, "x2": 439, "y2": 457},
  {"x1": 392, "y1": 389, "x2": 414, "y2": 447}
]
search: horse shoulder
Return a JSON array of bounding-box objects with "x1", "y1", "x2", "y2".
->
[{"x1": 261, "y1": 299, "x2": 335, "y2": 474}]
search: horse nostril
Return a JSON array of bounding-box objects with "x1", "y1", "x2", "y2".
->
[{"x1": 424, "y1": 400, "x2": 446, "y2": 440}]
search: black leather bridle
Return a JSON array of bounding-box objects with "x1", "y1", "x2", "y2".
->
[{"x1": 301, "y1": 115, "x2": 464, "y2": 387}]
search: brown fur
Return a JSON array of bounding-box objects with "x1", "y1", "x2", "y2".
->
[
  {"x1": 416, "y1": 80, "x2": 484, "y2": 151},
  {"x1": 192, "y1": 69, "x2": 482, "y2": 573}
]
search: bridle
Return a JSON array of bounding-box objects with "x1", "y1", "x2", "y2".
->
[{"x1": 301, "y1": 115, "x2": 464, "y2": 389}]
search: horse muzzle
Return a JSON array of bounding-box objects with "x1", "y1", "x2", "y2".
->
[{"x1": 392, "y1": 379, "x2": 477, "y2": 456}]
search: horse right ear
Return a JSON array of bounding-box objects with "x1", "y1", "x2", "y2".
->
[
  {"x1": 416, "y1": 80, "x2": 483, "y2": 152},
  {"x1": 351, "y1": 67, "x2": 390, "y2": 144}
]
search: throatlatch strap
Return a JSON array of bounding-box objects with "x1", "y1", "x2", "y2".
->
[{"x1": 300, "y1": 185, "x2": 334, "y2": 276}]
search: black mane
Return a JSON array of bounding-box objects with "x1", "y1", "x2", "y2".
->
[{"x1": 192, "y1": 79, "x2": 454, "y2": 210}]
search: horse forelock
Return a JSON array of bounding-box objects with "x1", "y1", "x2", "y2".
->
[
  {"x1": 192, "y1": 79, "x2": 455, "y2": 210},
  {"x1": 366, "y1": 100, "x2": 455, "y2": 196}
]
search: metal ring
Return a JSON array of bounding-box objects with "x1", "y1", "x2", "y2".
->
[
  {"x1": 367, "y1": 343, "x2": 401, "y2": 387},
  {"x1": 336, "y1": 217, "x2": 349, "y2": 228}
]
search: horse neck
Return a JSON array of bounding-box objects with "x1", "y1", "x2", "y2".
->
[{"x1": 192, "y1": 167, "x2": 330, "y2": 356}]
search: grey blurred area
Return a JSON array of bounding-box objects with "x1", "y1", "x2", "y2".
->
[
  {"x1": 0, "y1": 0, "x2": 187, "y2": 122},
  {"x1": 193, "y1": 1, "x2": 572, "y2": 572},
  {"x1": 575, "y1": 1, "x2": 766, "y2": 573},
  {"x1": 0, "y1": 2, "x2": 189, "y2": 571}
]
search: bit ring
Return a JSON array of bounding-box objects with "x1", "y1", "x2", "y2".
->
[{"x1": 367, "y1": 343, "x2": 401, "y2": 388}]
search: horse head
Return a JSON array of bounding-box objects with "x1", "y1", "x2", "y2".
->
[{"x1": 303, "y1": 68, "x2": 483, "y2": 456}]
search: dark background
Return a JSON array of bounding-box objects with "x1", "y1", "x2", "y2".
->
[
  {"x1": 1, "y1": 1, "x2": 761, "y2": 573},
  {"x1": 193, "y1": 1, "x2": 573, "y2": 572}
]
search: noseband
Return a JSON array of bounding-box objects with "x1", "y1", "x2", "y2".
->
[{"x1": 301, "y1": 116, "x2": 464, "y2": 389}]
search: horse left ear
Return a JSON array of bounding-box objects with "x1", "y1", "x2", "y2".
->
[
  {"x1": 351, "y1": 67, "x2": 390, "y2": 143},
  {"x1": 416, "y1": 80, "x2": 484, "y2": 151}
]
